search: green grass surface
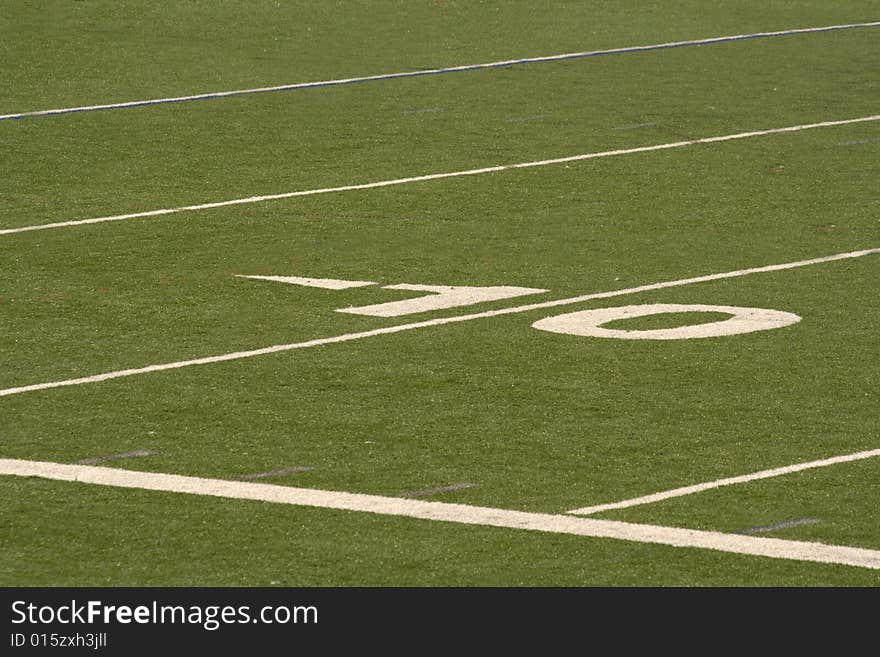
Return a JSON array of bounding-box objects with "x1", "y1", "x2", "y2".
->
[
  {"x1": 1, "y1": 477, "x2": 874, "y2": 587},
  {"x1": 3, "y1": 1, "x2": 873, "y2": 113},
  {"x1": 1, "y1": 1, "x2": 878, "y2": 587}
]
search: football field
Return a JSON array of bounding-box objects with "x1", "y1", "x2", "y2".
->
[{"x1": 1, "y1": 1, "x2": 878, "y2": 586}]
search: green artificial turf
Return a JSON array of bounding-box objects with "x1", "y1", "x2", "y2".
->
[{"x1": 1, "y1": 2, "x2": 878, "y2": 587}]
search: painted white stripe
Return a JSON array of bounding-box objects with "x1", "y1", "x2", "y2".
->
[
  {"x1": 735, "y1": 518, "x2": 821, "y2": 535},
  {"x1": 1, "y1": 458, "x2": 878, "y2": 569},
  {"x1": 0, "y1": 247, "x2": 876, "y2": 398},
  {"x1": 236, "y1": 275, "x2": 376, "y2": 289},
  {"x1": 2, "y1": 21, "x2": 877, "y2": 122},
  {"x1": 239, "y1": 466, "x2": 314, "y2": 480},
  {"x1": 77, "y1": 449, "x2": 160, "y2": 465},
  {"x1": 1, "y1": 114, "x2": 877, "y2": 237},
  {"x1": 568, "y1": 448, "x2": 880, "y2": 515}
]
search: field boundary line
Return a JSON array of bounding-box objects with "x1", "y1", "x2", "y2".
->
[
  {"x1": 2, "y1": 114, "x2": 878, "y2": 237},
  {"x1": 2, "y1": 21, "x2": 878, "y2": 122},
  {"x1": 569, "y1": 448, "x2": 880, "y2": 515},
  {"x1": 1, "y1": 247, "x2": 877, "y2": 398},
  {"x1": 1, "y1": 458, "x2": 878, "y2": 569}
]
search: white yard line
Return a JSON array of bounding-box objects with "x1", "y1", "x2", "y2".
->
[
  {"x1": 1, "y1": 21, "x2": 877, "y2": 122},
  {"x1": 0, "y1": 247, "x2": 876, "y2": 398},
  {"x1": 568, "y1": 449, "x2": 880, "y2": 515},
  {"x1": 1, "y1": 115, "x2": 878, "y2": 237},
  {"x1": 1, "y1": 458, "x2": 878, "y2": 569}
]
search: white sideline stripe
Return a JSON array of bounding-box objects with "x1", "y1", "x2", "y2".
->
[
  {"x1": 1, "y1": 114, "x2": 878, "y2": 237},
  {"x1": 1, "y1": 459, "x2": 878, "y2": 569},
  {"x1": 0, "y1": 247, "x2": 876, "y2": 398},
  {"x1": 568, "y1": 449, "x2": 880, "y2": 515},
  {"x1": 2, "y1": 21, "x2": 877, "y2": 122}
]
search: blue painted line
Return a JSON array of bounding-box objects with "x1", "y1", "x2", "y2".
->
[{"x1": 2, "y1": 21, "x2": 878, "y2": 122}]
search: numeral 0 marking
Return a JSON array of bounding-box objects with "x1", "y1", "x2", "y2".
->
[{"x1": 532, "y1": 304, "x2": 801, "y2": 340}]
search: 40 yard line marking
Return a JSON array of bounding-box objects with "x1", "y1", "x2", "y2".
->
[
  {"x1": 0, "y1": 247, "x2": 876, "y2": 398},
  {"x1": 1, "y1": 21, "x2": 877, "y2": 121},
  {"x1": 2, "y1": 458, "x2": 879, "y2": 570},
  {"x1": 1, "y1": 114, "x2": 878, "y2": 237}
]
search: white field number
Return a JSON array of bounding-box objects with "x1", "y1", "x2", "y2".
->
[
  {"x1": 532, "y1": 303, "x2": 801, "y2": 339},
  {"x1": 239, "y1": 275, "x2": 801, "y2": 339}
]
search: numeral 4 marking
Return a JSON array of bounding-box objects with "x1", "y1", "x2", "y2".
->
[{"x1": 237, "y1": 275, "x2": 547, "y2": 317}]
